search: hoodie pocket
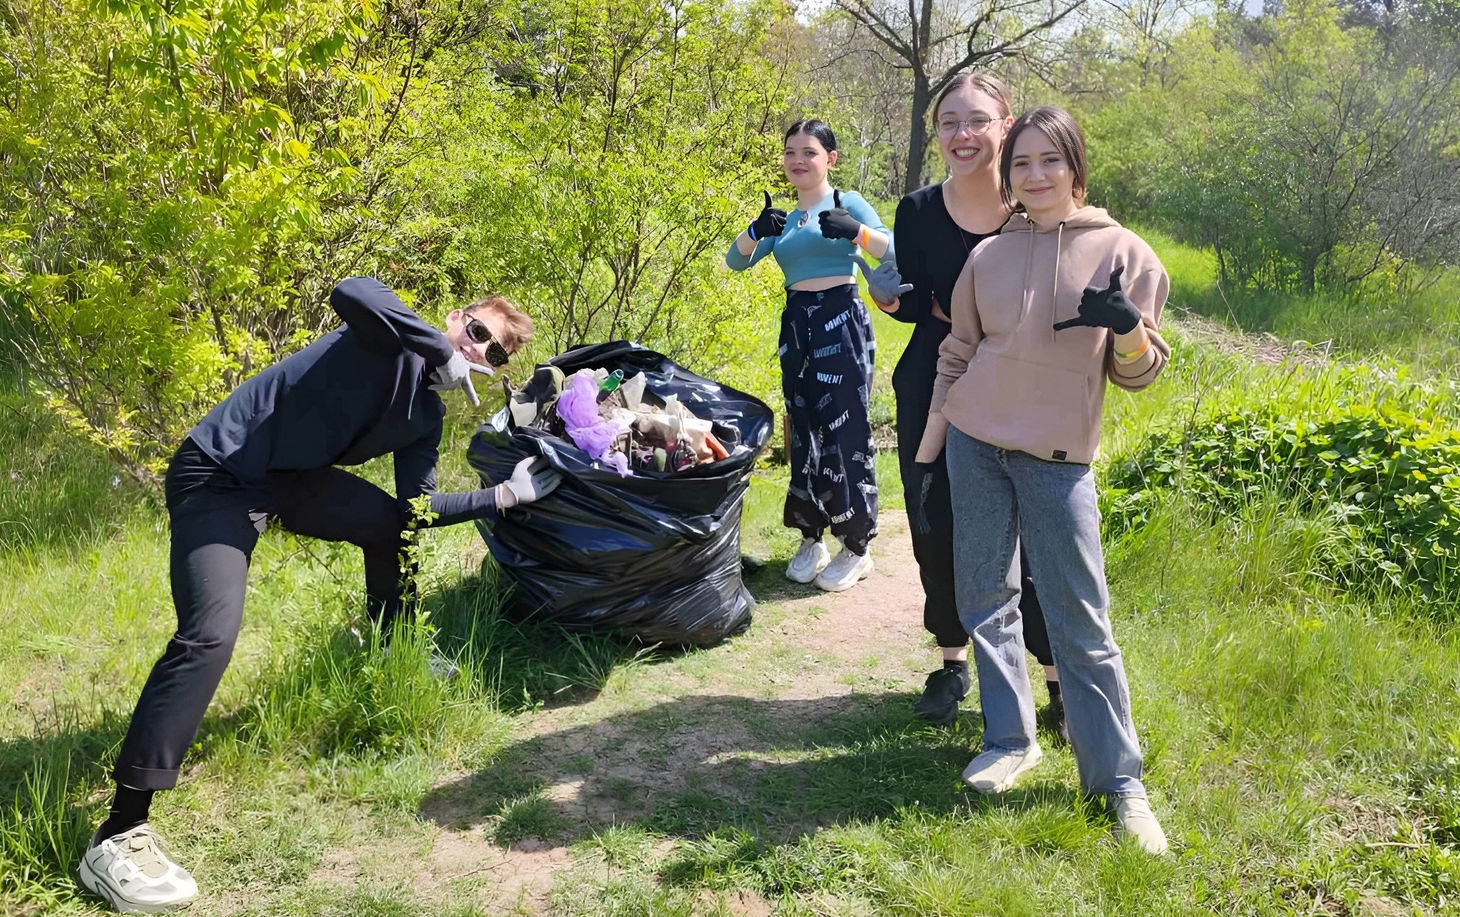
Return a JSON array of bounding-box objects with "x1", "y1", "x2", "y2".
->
[{"x1": 954, "y1": 352, "x2": 1093, "y2": 458}]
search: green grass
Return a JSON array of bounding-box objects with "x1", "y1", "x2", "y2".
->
[
  {"x1": 5, "y1": 261, "x2": 1460, "y2": 915},
  {"x1": 1139, "y1": 225, "x2": 1460, "y2": 380}
]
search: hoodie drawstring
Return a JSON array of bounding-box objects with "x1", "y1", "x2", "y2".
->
[{"x1": 1050, "y1": 221, "x2": 1065, "y2": 345}]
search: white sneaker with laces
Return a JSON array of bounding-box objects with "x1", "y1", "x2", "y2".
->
[
  {"x1": 1112, "y1": 796, "x2": 1170, "y2": 855},
  {"x1": 78, "y1": 823, "x2": 198, "y2": 913},
  {"x1": 814, "y1": 545, "x2": 873, "y2": 592},
  {"x1": 785, "y1": 537, "x2": 831, "y2": 583},
  {"x1": 961, "y1": 745, "x2": 1044, "y2": 794}
]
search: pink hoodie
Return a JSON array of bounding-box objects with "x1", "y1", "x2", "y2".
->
[{"x1": 930, "y1": 206, "x2": 1170, "y2": 464}]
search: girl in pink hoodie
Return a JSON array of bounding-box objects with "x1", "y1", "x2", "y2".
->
[{"x1": 916, "y1": 106, "x2": 1172, "y2": 854}]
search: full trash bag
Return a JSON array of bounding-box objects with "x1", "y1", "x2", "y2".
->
[{"x1": 468, "y1": 341, "x2": 773, "y2": 646}]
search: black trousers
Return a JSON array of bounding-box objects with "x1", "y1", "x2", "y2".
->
[
  {"x1": 780, "y1": 285, "x2": 878, "y2": 554},
  {"x1": 112, "y1": 439, "x2": 410, "y2": 790},
  {"x1": 893, "y1": 351, "x2": 1052, "y2": 665}
]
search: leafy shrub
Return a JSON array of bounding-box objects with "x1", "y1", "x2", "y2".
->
[{"x1": 1104, "y1": 405, "x2": 1460, "y2": 610}]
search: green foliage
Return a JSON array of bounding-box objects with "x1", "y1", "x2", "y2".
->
[
  {"x1": 1106, "y1": 404, "x2": 1460, "y2": 611},
  {"x1": 0, "y1": 0, "x2": 400, "y2": 479},
  {"x1": 1083, "y1": 0, "x2": 1460, "y2": 296},
  {"x1": 376, "y1": 0, "x2": 794, "y2": 379},
  {"x1": 1, "y1": 0, "x2": 795, "y2": 480}
]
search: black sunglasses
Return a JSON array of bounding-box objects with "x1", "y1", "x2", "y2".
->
[{"x1": 465, "y1": 315, "x2": 511, "y2": 367}]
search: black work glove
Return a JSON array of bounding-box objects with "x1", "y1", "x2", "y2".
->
[
  {"x1": 1052, "y1": 266, "x2": 1142, "y2": 335},
  {"x1": 909, "y1": 456, "x2": 941, "y2": 536},
  {"x1": 748, "y1": 191, "x2": 787, "y2": 241},
  {"x1": 818, "y1": 190, "x2": 862, "y2": 241}
]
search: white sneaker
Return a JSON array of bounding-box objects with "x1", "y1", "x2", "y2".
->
[
  {"x1": 814, "y1": 545, "x2": 873, "y2": 592},
  {"x1": 1112, "y1": 796, "x2": 1170, "y2": 855},
  {"x1": 785, "y1": 537, "x2": 830, "y2": 583},
  {"x1": 961, "y1": 745, "x2": 1044, "y2": 794},
  {"x1": 79, "y1": 823, "x2": 198, "y2": 913}
]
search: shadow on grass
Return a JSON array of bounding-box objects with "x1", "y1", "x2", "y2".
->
[
  {"x1": 424, "y1": 567, "x2": 700, "y2": 713},
  {"x1": 739, "y1": 561, "x2": 829, "y2": 605},
  {"x1": 0, "y1": 710, "x2": 131, "y2": 903},
  {"x1": 417, "y1": 692, "x2": 1078, "y2": 852}
]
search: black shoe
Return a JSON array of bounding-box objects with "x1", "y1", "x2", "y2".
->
[
  {"x1": 914, "y1": 666, "x2": 970, "y2": 725},
  {"x1": 1037, "y1": 695, "x2": 1070, "y2": 744}
]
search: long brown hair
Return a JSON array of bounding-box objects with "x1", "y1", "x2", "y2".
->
[{"x1": 999, "y1": 106, "x2": 1089, "y2": 212}]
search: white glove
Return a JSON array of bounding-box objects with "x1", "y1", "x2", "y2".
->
[
  {"x1": 851, "y1": 253, "x2": 914, "y2": 307},
  {"x1": 428, "y1": 353, "x2": 494, "y2": 408},
  {"x1": 494, "y1": 456, "x2": 562, "y2": 509}
]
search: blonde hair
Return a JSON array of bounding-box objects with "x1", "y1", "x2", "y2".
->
[
  {"x1": 933, "y1": 71, "x2": 1013, "y2": 120},
  {"x1": 465, "y1": 295, "x2": 533, "y2": 352}
]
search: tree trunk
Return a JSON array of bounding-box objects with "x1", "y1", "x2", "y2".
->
[{"x1": 905, "y1": 76, "x2": 932, "y2": 195}]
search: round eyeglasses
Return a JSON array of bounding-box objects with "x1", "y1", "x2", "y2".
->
[{"x1": 937, "y1": 116, "x2": 996, "y2": 136}]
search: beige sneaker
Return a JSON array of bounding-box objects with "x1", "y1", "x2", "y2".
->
[
  {"x1": 814, "y1": 545, "x2": 872, "y2": 592},
  {"x1": 78, "y1": 823, "x2": 198, "y2": 913},
  {"x1": 785, "y1": 537, "x2": 830, "y2": 583},
  {"x1": 961, "y1": 745, "x2": 1043, "y2": 794},
  {"x1": 1112, "y1": 796, "x2": 1170, "y2": 855}
]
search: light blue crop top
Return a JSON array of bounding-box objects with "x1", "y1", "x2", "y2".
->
[{"x1": 725, "y1": 190, "x2": 889, "y2": 289}]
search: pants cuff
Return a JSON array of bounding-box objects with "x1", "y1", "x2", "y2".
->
[{"x1": 112, "y1": 764, "x2": 179, "y2": 791}]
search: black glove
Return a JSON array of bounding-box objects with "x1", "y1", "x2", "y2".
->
[
  {"x1": 1053, "y1": 266, "x2": 1141, "y2": 334},
  {"x1": 748, "y1": 191, "x2": 787, "y2": 241},
  {"x1": 909, "y1": 457, "x2": 941, "y2": 536},
  {"x1": 818, "y1": 190, "x2": 862, "y2": 241}
]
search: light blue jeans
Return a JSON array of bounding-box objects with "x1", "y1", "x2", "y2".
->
[{"x1": 947, "y1": 427, "x2": 1146, "y2": 798}]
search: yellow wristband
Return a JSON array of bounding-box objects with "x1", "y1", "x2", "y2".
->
[
  {"x1": 858, "y1": 225, "x2": 870, "y2": 249},
  {"x1": 1115, "y1": 335, "x2": 1151, "y2": 362}
]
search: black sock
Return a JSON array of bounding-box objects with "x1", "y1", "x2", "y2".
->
[
  {"x1": 943, "y1": 659, "x2": 968, "y2": 673},
  {"x1": 1046, "y1": 679, "x2": 1062, "y2": 703},
  {"x1": 98, "y1": 785, "x2": 154, "y2": 840}
]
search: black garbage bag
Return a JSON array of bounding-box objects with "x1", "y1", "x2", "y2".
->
[{"x1": 467, "y1": 341, "x2": 773, "y2": 646}]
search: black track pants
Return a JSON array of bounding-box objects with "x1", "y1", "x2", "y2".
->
[
  {"x1": 112, "y1": 439, "x2": 410, "y2": 790},
  {"x1": 893, "y1": 350, "x2": 1053, "y2": 664},
  {"x1": 779, "y1": 285, "x2": 878, "y2": 554}
]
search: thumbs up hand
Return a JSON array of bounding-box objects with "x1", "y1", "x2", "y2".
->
[
  {"x1": 748, "y1": 190, "x2": 787, "y2": 241},
  {"x1": 818, "y1": 190, "x2": 863, "y2": 241},
  {"x1": 1052, "y1": 266, "x2": 1142, "y2": 334}
]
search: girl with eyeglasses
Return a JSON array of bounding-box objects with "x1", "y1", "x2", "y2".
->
[
  {"x1": 725, "y1": 119, "x2": 892, "y2": 593},
  {"x1": 916, "y1": 106, "x2": 1171, "y2": 853},
  {"x1": 865, "y1": 73, "x2": 1064, "y2": 734}
]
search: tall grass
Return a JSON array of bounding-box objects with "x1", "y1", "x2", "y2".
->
[
  {"x1": 5, "y1": 254, "x2": 1460, "y2": 914},
  {"x1": 1138, "y1": 226, "x2": 1460, "y2": 379}
]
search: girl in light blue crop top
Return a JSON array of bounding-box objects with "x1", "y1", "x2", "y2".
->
[{"x1": 723, "y1": 119, "x2": 891, "y2": 593}]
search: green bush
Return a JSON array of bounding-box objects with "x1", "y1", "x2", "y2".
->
[{"x1": 1104, "y1": 405, "x2": 1460, "y2": 610}]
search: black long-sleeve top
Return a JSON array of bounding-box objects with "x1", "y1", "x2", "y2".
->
[
  {"x1": 187, "y1": 276, "x2": 497, "y2": 526},
  {"x1": 888, "y1": 184, "x2": 1000, "y2": 421}
]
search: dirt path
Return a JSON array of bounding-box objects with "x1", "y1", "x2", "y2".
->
[{"x1": 309, "y1": 511, "x2": 933, "y2": 914}]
